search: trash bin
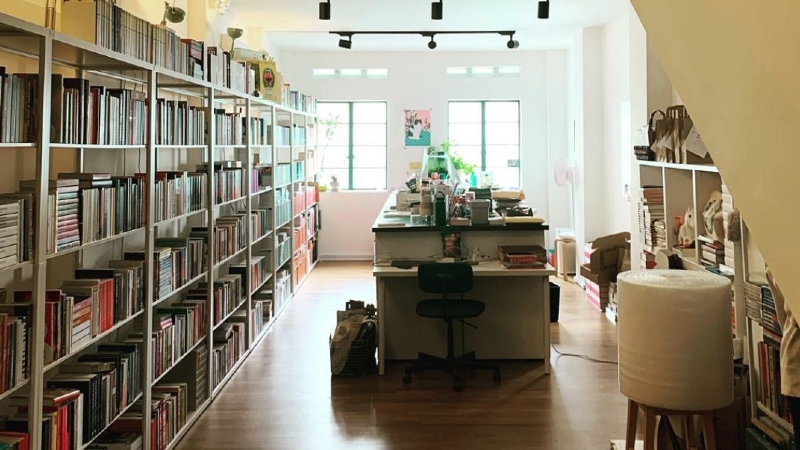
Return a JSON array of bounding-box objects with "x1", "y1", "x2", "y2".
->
[{"x1": 550, "y1": 282, "x2": 560, "y2": 322}]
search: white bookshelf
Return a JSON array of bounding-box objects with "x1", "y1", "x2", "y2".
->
[{"x1": 0, "y1": 10, "x2": 320, "y2": 450}]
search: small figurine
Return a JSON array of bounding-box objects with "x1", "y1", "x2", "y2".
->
[
  {"x1": 677, "y1": 207, "x2": 696, "y2": 248},
  {"x1": 330, "y1": 175, "x2": 340, "y2": 192},
  {"x1": 469, "y1": 247, "x2": 481, "y2": 265}
]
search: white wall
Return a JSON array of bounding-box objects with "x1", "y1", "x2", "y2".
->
[
  {"x1": 280, "y1": 50, "x2": 570, "y2": 260},
  {"x1": 602, "y1": 12, "x2": 633, "y2": 235}
]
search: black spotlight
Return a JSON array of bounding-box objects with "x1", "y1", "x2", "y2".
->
[
  {"x1": 538, "y1": 0, "x2": 549, "y2": 19},
  {"x1": 338, "y1": 35, "x2": 352, "y2": 49},
  {"x1": 319, "y1": 0, "x2": 331, "y2": 20},
  {"x1": 431, "y1": 1, "x2": 443, "y2": 20},
  {"x1": 428, "y1": 36, "x2": 437, "y2": 49},
  {"x1": 507, "y1": 35, "x2": 519, "y2": 49}
]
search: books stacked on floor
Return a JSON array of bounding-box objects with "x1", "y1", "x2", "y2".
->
[
  {"x1": 147, "y1": 171, "x2": 207, "y2": 223},
  {"x1": 7, "y1": 388, "x2": 80, "y2": 449},
  {"x1": 212, "y1": 322, "x2": 245, "y2": 389},
  {"x1": 57, "y1": 173, "x2": 144, "y2": 244},
  {"x1": 721, "y1": 181, "x2": 736, "y2": 268},
  {"x1": 700, "y1": 240, "x2": 725, "y2": 267},
  {"x1": 745, "y1": 281, "x2": 764, "y2": 324},
  {"x1": 0, "y1": 70, "x2": 39, "y2": 143},
  {"x1": 212, "y1": 110, "x2": 243, "y2": 146},
  {"x1": 0, "y1": 297, "x2": 31, "y2": 392},
  {"x1": 0, "y1": 197, "x2": 28, "y2": 269},
  {"x1": 747, "y1": 417, "x2": 796, "y2": 450},
  {"x1": 196, "y1": 161, "x2": 245, "y2": 204},
  {"x1": 19, "y1": 179, "x2": 80, "y2": 254},
  {"x1": 637, "y1": 186, "x2": 665, "y2": 248},
  {"x1": 155, "y1": 100, "x2": 206, "y2": 146},
  {"x1": 191, "y1": 274, "x2": 242, "y2": 327},
  {"x1": 229, "y1": 256, "x2": 269, "y2": 295}
]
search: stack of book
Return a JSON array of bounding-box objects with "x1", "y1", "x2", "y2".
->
[
  {"x1": 155, "y1": 99, "x2": 206, "y2": 146},
  {"x1": 637, "y1": 186, "x2": 665, "y2": 249},
  {"x1": 721, "y1": 182, "x2": 736, "y2": 268},
  {"x1": 212, "y1": 322, "x2": 245, "y2": 389},
  {"x1": 0, "y1": 199, "x2": 23, "y2": 269},
  {"x1": 20, "y1": 179, "x2": 81, "y2": 254},
  {"x1": 700, "y1": 240, "x2": 725, "y2": 267},
  {"x1": 146, "y1": 171, "x2": 207, "y2": 223},
  {"x1": 183, "y1": 39, "x2": 205, "y2": 80},
  {"x1": 196, "y1": 161, "x2": 245, "y2": 204},
  {"x1": 761, "y1": 286, "x2": 781, "y2": 338},
  {"x1": 0, "y1": 70, "x2": 39, "y2": 143},
  {"x1": 212, "y1": 109, "x2": 244, "y2": 146},
  {"x1": 745, "y1": 281, "x2": 764, "y2": 324},
  {"x1": 0, "y1": 192, "x2": 33, "y2": 265}
]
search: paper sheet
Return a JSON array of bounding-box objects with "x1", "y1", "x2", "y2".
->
[{"x1": 683, "y1": 125, "x2": 709, "y2": 158}]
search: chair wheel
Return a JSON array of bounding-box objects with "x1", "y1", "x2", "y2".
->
[
  {"x1": 493, "y1": 370, "x2": 501, "y2": 383},
  {"x1": 402, "y1": 373, "x2": 412, "y2": 384}
]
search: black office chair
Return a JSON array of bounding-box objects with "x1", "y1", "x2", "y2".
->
[{"x1": 402, "y1": 262, "x2": 501, "y2": 391}]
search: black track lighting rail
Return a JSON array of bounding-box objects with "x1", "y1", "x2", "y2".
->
[{"x1": 330, "y1": 30, "x2": 519, "y2": 50}]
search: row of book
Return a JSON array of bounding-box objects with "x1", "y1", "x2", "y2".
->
[
  {"x1": 757, "y1": 336, "x2": 793, "y2": 426},
  {"x1": 150, "y1": 171, "x2": 207, "y2": 224},
  {"x1": 155, "y1": 100, "x2": 206, "y2": 146},
  {"x1": 761, "y1": 286, "x2": 781, "y2": 338},
  {"x1": 103, "y1": 383, "x2": 188, "y2": 450},
  {"x1": 149, "y1": 237, "x2": 207, "y2": 301},
  {"x1": 272, "y1": 125, "x2": 308, "y2": 147},
  {"x1": 275, "y1": 188, "x2": 292, "y2": 227},
  {"x1": 281, "y1": 86, "x2": 318, "y2": 114},
  {"x1": 0, "y1": 70, "x2": 38, "y2": 143},
  {"x1": 249, "y1": 207, "x2": 273, "y2": 243},
  {"x1": 0, "y1": 292, "x2": 30, "y2": 394},
  {"x1": 275, "y1": 232, "x2": 293, "y2": 269},
  {"x1": 196, "y1": 161, "x2": 245, "y2": 205},
  {"x1": 746, "y1": 281, "x2": 765, "y2": 324},
  {"x1": 213, "y1": 110, "x2": 244, "y2": 146},
  {"x1": 213, "y1": 214, "x2": 247, "y2": 265},
  {"x1": 230, "y1": 256, "x2": 270, "y2": 298},
  {"x1": 211, "y1": 322, "x2": 245, "y2": 390},
  {"x1": 204, "y1": 274, "x2": 243, "y2": 327},
  {"x1": 700, "y1": 240, "x2": 725, "y2": 267},
  {"x1": 145, "y1": 302, "x2": 207, "y2": 381}
]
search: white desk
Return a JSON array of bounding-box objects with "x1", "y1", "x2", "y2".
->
[{"x1": 373, "y1": 260, "x2": 556, "y2": 375}]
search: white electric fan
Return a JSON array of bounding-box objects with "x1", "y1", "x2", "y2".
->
[{"x1": 553, "y1": 157, "x2": 576, "y2": 230}]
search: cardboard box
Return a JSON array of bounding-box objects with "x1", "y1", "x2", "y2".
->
[{"x1": 584, "y1": 232, "x2": 631, "y2": 283}]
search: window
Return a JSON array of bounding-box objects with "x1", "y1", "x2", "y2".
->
[
  {"x1": 317, "y1": 101, "x2": 387, "y2": 190},
  {"x1": 448, "y1": 100, "x2": 520, "y2": 185},
  {"x1": 312, "y1": 68, "x2": 389, "y2": 80},
  {"x1": 446, "y1": 66, "x2": 521, "y2": 78}
]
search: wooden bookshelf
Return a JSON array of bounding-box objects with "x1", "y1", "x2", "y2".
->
[{"x1": 0, "y1": 8, "x2": 321, "y2": 450}]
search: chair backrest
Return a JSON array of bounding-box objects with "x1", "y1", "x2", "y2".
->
[{"x1": 417, "y1": 263, "x2": 474, "y2": 295}]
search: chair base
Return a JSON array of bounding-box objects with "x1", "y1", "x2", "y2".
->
[{"x1": 402, "y1": 351, "x2": 501, "y2": 392}]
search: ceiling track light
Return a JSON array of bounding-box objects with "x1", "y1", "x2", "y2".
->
[
  {"x1": 431, "y1": 1, "x2": 443, "y2": 20},
  {"x1": 506, "y1": 34, "x2": 520, "y2": 49},
  {"x1": 538, "y1": 0, "x2": 550, "y2": 19},
  {"x1": 319, "y1": 0, "x2": 331, "y2": 20},
  {"x1": 338, "y1": 33, "x2": 352, "y2": 49},
  {"x1": 331, "y1": 30, "x2": 518, "y2": 50}
]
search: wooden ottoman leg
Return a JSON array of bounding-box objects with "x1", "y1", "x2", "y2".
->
[
  {"x1": 702, "y1": 412, "x2": 717, "y2": 450},
  {"x1": 626, "y1": 399, "x2": 639, "y2": 449},
  {"x1": 643, "y1": 406, "x2": 656, "y2": 450}
]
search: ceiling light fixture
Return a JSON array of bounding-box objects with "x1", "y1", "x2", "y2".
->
[
  {"x1": 431, "y1": 1, "x2": 443, "y2": 20},
  {"x1": 319, "y1": 0, "x2": 331, "y2": 20},
  {"x1": 330, "y1": 30, "x2": 517, "y2": 50},
  {"x1": 506, "y1": 33, "x2": 520, "y2": 49},
  {"x1": 338, "y1": 33, "x2": 352, "y2": 49},
  {"x1": 428, "y1": 35, "x2": 437, "y2": 50},
  {"x1": 537, "y1": 0, "x2": 550, "y2": 19}
]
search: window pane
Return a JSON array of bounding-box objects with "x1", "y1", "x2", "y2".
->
[
  {"x1": 448, "y1": 102, "x2": 481, "y2": 123},
  {"x1": 447, "y1": 67, "x2": 468, "y2": 76},
  {"x1": 366, "y1": 68, "x2": 388, "y2": 79},
  {"x1": 353, "y1": 168, "x2": 386, "y2": 190},
  {"x1": 321, "y1": 145, "x2": 350, "y2": 168},
  {"x1": 485, "y1": 102, "x2": 519, "y2": 123},
  {"x1": 353, "y1": 146, "x2": 386, "y2": 168},
  {"x1": 320, "y1": 124, "x2": 349, "y2": 147},
  {"x1": 451, "y1": 145, "x2": 482, "y2": 168},
  {"x1": 312, "y1": 68, "x2": 335, "y2": 78},
  {"x1": 485, "y1": 123, "x2": 519, "y2": 145},
  {"x1": 317, "y1": 103, "x2": 350, "y2": 123},
  {"x1": 485, "y1": 145, "x2": 520, "y2": 168},
  {"x1": 321, "y1": 168, "x2": 350, "y2": 190},
  {"x1": 472, "y1": 66, "x2": 493, "y2": 76},
  {"x1": 497, "y1": 66, "x2": 521, "y2": 75},
  {"x1": 353, "y1": 124, "x2": 386, "y2": 146},
  {"x1": 340, "y1": 68, "x2": 362, "y2": 78},
  {"x1": 448, "y1": 124, "x2": 481, "y2": 146},
  {"x1": 485, "y1": 168, "x2": 520, "y2": 187},
  {"x1": 353, "y1": 103, "x2": 387, "y2": 123}
]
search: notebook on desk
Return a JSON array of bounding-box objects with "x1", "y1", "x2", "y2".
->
[{"x1": 390, "y1": 259, "x2": 436, "y2": 269}]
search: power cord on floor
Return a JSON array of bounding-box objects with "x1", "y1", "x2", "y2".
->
[{"x1": 551, "y1": 344, "x2": 618, "y2": 365}]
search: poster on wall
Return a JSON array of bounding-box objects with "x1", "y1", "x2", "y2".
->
[{"x1": 404, "y1": 109, "x2": 431, "y2": 147}]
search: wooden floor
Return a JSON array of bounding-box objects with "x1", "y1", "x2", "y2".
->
[{"x1": 176, "y1": 262, "x2": 627, "y2": 450}]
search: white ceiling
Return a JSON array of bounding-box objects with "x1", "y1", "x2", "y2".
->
[{"x1": 228, "y1": 0, "x2": 630, "y2": 52}]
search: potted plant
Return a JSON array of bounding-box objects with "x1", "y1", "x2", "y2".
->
[{"x1": 442, "y1": 140, "x2": 477, "y2": 179}]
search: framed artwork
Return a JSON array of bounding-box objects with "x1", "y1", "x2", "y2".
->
[{"x1": 404, "y1": 109, "x2": 431, "y2": 147}]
